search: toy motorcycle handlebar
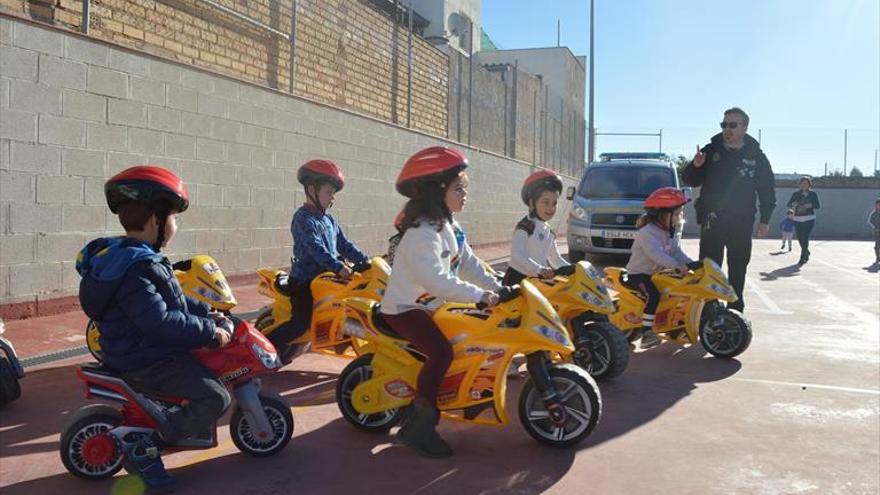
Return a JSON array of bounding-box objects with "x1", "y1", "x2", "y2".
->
[
  {"x1": 553, "y1": 265, "x2": 576, "y2": 277},
  {"x1": 208, "y1": 317, "x2": 235, "y2": 348},
  {"x1": 476, "y1": 285, "x2": 520, "y2": 310},
  {"x1": 352, "y1": 261, "x2": 372, "y2": 273},
  {"x1": 172, "y1": 259, "x2": 192, "y2": 271}
]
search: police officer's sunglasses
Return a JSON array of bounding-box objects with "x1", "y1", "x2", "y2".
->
[{"x1": 720, "y1": 121, "x2": 742, "y2": 129}]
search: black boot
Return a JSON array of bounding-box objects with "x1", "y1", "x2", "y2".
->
[{"x1": 395, "y1": 398, "x2": 453, "y2": 458}]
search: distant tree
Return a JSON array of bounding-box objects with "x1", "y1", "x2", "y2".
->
[
  {"x1": 874, "y1": 169, "x2": 880, "y2": 178},
  {"x1": 674, "y1": 154, "x2": 690, "y2": 182},
  {"x1": 829, "y1": 169, "x2": 845, "y2": 177},
  {"x1": 849, "y1": 167, "x2": 864, "y2": 177}
]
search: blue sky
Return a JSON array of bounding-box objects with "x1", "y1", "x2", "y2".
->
[{"x1": 481, "y1": 0, "x2": 880, "y2": 176}]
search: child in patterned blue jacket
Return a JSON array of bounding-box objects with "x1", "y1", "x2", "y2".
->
[{"x1": 273, "y1": 160, "x2": 368, "y2": 362}]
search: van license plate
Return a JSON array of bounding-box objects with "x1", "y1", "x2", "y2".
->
[{"x1": 602, "y1": 230, "x2": 636, "y2": 240}]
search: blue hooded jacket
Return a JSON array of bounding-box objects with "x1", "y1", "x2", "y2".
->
[{"x1": 76, "y1": 237, "x2": 216, "y2": 371}]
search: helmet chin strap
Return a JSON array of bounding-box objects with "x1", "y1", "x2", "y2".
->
[
  {"x1": 152, "y1": 205, "x2": 171, "y2": 253},
  {"x1": 306, "y1": 183, "x2": 325, "y2": 213}
]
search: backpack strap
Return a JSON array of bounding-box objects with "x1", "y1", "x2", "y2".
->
[{"x1": 515, "y1": 215, "x2": 535, "y2": 236}]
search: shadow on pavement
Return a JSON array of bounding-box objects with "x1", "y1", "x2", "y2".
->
[
  {"x1": 759, "y1": 263, "x2": 801, "y2": 281},
  {"x1": 769, "y1": 250, "x2": 792, "y2": 256},
  {"x1": 582, "y1": 343, "x2": 742, "y2": 449},
  {"x1": 4, "y1": 410, "x2": 576, "y2": 495}
]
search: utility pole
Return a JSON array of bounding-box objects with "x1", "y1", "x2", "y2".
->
[
  {"x1": 843, "y1": 129, "x2": 848, "y2": 176},
  {"x1": 557, "y1": 19, "x2": 560, "y2": 47},
  {"x1": 587, "y1": 0, "x2": 595, "y2": 164}
]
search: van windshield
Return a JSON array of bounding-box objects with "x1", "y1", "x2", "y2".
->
[{"x1": 578, "y1": 166, "x2": 676, "y2": 200}]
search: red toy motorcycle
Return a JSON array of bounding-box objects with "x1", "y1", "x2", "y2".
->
[{"x1": 60, "y1": 317, "x2": 293, "y2": 480}]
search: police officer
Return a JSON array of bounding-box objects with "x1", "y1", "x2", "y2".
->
[{"x1": 683, "y1": 107, "x2": 776, "y2": 312}]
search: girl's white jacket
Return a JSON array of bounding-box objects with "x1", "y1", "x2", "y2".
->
[
  {"x1": 381, "y1": 219, "x2": 502, "y2": 315},
  {"x1": 508, "y1": 216, "x2": 568, "y2": 276}
]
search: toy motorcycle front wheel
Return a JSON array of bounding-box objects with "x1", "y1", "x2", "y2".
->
[
  {"x1": 230, "y1": 392, "x2": 294, "y2": 457},
  {"x1": 699, "y1": 307, "x2": 752, "y2": 359},
  {"x1": 518, "y1": 364, "x2": 601, "y2": 447},
  {"x1": 85, "y1": 320, "x2": 103, "y2": 362},
  {"x1": 573, "y1": 321, "x2": 630, "y2": 380}
]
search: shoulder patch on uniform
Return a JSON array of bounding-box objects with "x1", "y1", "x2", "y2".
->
[{"x1": 515, "y1": 216, "x2": 535, "y2": 236}]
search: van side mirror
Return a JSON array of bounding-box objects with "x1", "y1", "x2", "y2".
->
[
  {"x1": 681, "y1": 186, "x2": 693, "y2": 201},
  {"x1": 566, "y1": 186, "x2": 575, "y2": 201}
]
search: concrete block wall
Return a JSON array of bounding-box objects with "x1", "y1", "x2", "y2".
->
[
  {"x1": 0, "y1": 0, "x2": 448, "y2": 136},
  {"x1": 0, "y1": 17, "x2": 576, "y2": 308},
  {"x1": 680, "y1": 187, "x2": 879, "y2": 239}
]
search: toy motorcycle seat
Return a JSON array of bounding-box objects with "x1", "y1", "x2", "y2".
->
[
  {"x1": 371, "y1": 305, "x2": 403, "y2": 340},
  {"x1": 80, "y1": 362, "x2": 120, "y2": 377}
]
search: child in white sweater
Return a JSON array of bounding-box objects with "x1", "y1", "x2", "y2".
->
[
  {"x1": 381, "y1": 146, "x2": 502, "y2": 459},
  {"x1": 502, "y1": 169, "x2": 569, "y2": 285},
  {"x1": 625, "y1": 187, "x2": 697, "y2": 349}
]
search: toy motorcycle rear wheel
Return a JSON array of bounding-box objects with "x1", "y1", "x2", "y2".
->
[
  {"x1": 59, "y1": 405, "x2": 124, "y2": 479},
  {"x1": 519, "y1": 364, "x2": 602, "y2": 447},
  {"x1": 337, "y1": 354, "x2": 404, "y2": 433},
  {"x1": 699, "y1": 308, "x2": 752, "y2": 359}
]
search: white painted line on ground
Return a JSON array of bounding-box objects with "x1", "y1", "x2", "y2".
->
[
  {"x1": 809, "y1": 258, "x2": 878, "y2": 284},
  {"x1": 729, "y1": 377, "x2": 880, "y2": 396},
  {"x1": 745, "y1": 278, "x2": 792, "y2": 315}
]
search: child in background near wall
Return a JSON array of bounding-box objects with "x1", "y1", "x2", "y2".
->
[
  {"x1": 869, "y1": 199, "x2": 880, "y2": 265},
  {"x1": 779, "y1": 209, "x2": 795, "y2": 252}
]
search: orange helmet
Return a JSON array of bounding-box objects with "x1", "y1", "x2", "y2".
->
[
  {"x1": 298, "y1": 159, "x2": 345, "y2": 191},
  {"x1": 105, "y1": 165, "x2": 189, "y2": 214},
  {"x1": 644, "y1": 187, "x2": 689, "y2": 210},
  {"x1": 521, "y1": 169, "x2": 563, "y2": 206},
  {"x1": 396, "y1": 146, "x2": 468, "y2": 198}
]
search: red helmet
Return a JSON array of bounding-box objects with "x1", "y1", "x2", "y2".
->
[
  {"x1": 644, "y1": 187, "x2": 689, "y2": 210},
  {"x1": 396, "y1": 146, "x2": 468, "y2": 198},
  {"x1": 298, "y1": 159, "x2": 345, "y2": 191},
  {"x1": 105, "y1": 165, "x2": 189, "y2": 214},
  {"x1": 521, "y1": 169, "x2": 563, "y2": 206}
]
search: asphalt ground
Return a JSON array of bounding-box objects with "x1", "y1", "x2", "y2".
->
[{"x1": 1, "y1": 239, "x2": 878, "y2": 495}]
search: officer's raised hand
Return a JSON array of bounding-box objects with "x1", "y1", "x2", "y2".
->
[{"x1": 692, "y1": 145, "x2": 706, "y2": 168}]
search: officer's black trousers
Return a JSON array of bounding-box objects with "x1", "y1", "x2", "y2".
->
[{"x1": 698, "y1": 217, "x2": 753, "y2": 312}]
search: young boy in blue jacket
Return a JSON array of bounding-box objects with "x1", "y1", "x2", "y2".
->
[
  {"x1": 271, "y1": 160, "x2": 368, "y2": 362},
  {"x1": 77, "y1": 165, "x2": 232, "y2": 490}
]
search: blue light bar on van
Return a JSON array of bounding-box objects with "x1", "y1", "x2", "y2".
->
[{"x1": 599, "y1": 152, "x2": 670, "y2": 162}]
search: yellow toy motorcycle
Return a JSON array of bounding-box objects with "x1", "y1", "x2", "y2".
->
[
  {"x1": 335, "y1": 282, "x2": 602, "y2": 447},
  {"x1": 254, "y1": 257, "x2": 391, "y2": 363},
  {"x1": 86, "y1": 254, "x2": 237, "y2": 361},
  {"x1": 604, "y1": 258, "x2": 752, "y2": 358},
  {"x1": 528, "y1": 261, "x2": 629, "y2": 380}
]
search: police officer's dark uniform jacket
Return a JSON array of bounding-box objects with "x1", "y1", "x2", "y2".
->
[{"x1": 682, "y1": 132, "x2": 776, "y2": 311}]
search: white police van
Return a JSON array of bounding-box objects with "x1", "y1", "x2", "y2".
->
[{"x1": 566, "y1": 152, "x2": 681, "y2": 260}]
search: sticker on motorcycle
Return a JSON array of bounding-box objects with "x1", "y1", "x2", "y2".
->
[{"x1": 384, "y1": 379, "x2": 414, "y2": 399}]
